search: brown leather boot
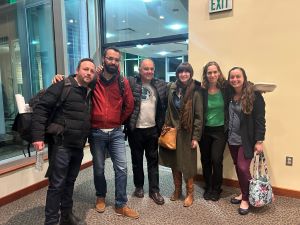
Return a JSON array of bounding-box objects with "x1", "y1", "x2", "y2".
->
[
  {"x1": 183, "y1": 178, "x2": 194, "y2": 207},
  {"x1": 170, "y1": 169, "x2": 182, "y2": 201}
]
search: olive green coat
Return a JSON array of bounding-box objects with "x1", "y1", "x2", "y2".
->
[{"x1": 159, "y1": 81, "x2": 203, "y2": 180}]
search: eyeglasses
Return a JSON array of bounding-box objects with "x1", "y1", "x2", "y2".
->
[{"x1": 105, "y1": 57, "x2": 120, "y2": 63}]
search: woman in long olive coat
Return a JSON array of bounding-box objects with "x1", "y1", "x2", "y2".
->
[{"x1": 159, "y1": 62, "x2": 203, "y2": 207}]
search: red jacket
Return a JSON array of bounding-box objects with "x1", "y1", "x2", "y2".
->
[{"x1": 91, "y1": 74, "x2": 134, "y2": 129}]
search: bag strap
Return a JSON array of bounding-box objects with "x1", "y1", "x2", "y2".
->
[
  {"x1": 49, "y1": 77, "x2": 72, "y2": 122},
  {"x1": 253, "y1": 152, "x2": 269, "y2": 179}
]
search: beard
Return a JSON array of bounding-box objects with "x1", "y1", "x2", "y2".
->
[{"x1": 104, "y1": 63, "x2": 118, "y2": 74}]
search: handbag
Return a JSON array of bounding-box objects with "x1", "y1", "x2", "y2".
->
[
  {"x1": 158, "y1": 125, "x2": 177, "y2": 150},
  {"x1": 249, "y1": 152, "x2": 273, "y2": 207}
]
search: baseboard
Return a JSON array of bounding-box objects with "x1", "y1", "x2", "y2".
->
[
  {"x1": 0, "y1": 161, "x2": 93, "y2": 207},
  {"x1": 195, "y1": 175, "x2": 300, "y2": 199}
]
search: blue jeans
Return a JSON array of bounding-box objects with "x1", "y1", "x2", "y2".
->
[{"x1": 89, "y1": 128, "x2": 128, "y2": 208}]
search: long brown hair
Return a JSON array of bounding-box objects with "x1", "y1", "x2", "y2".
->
[
  {"x1": 228, "y1": 67, "x2": 255, "y2": 114},
  {"x1": 202, "y1": 61, "x2": 226, "y2": 89}
]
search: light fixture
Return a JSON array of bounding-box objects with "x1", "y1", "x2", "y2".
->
[
  {"x1": 157, "y1": 51, "x2": 169, "y2": 56},
  {"x1": 168, "y1": 23, "x2": 185, "y2": 30},
  {"x1": 136, "y1": 44, "x2": 148, "y2": 49},
  {"x1": 31, "y1": 40, "x2": 39, "y2": 45},
  {"x1": 106, "y1": 33, "x2": 114, "y2": 38},
  {"x1": 146, "y1": 33, "x2": 150, "y2": 36},
  {"x1": 143, "y1": 0, "x2": 152, "y2": 3},
  {"x1": 122, "y1": 20, "x2": 126, "y2": 23},
  {"x1": 159, "y1": 16, "x2": 165, "y2": 19},
  {"x1": 67, "y1": 42, "x2": 72, "y2": 45},
  {"x1": 68, "y1": 19, "x2": 74, "y2": 23}
]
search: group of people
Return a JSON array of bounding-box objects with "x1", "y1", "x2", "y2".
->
[{"x1": 31, "y1": 47, "x2": 266, "y2": 225}]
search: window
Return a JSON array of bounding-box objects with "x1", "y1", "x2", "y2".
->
[
  {"x1": 0, "y1": 0, "x2": 56, "y2": 162},
  {"x1": 102, "y1": 0, "x2": 188, "y2": 81},
  {"x1": 104, "y1": 0, "x2": 188, "y2": 43},
  {"x1": 64, "y1": 0, "x2": 89, "y2": 74}
]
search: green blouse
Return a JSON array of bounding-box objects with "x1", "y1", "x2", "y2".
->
[{"x1": 205, "y1": 91, "x2": 224, "y2": 127}]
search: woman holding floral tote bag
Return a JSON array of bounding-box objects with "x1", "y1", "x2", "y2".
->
[{"x1": 226, "y1": 67, "x2": 266, "y2": 215}]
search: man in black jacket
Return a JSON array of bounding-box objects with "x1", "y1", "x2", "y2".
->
[
  {"x1": 32, "y1": 58, "x2": 95, "y2": 225},
  {"x1": 127, "y1": 58, "x2": 167, "y2": 205}
]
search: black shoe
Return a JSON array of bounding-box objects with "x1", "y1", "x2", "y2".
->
[
  {"x1": 203, "y1": 190, "x2": 211, "y2": 200},
  {"x1": 238, "y1": 207, "x2": 249, "y2": 215},
  {"x1": 230, "y1": 197, "x2": 242, "y2": 204},
  {"x1": 149, "y1": 192, "x2": 165, "y2": 205},
  {"x1": 134, "y1": 187, "x2": 144, "y2": 198},
  {"x1": 210, "y1": 190, "x2": 221, "y2": 201},
  {"x1": 60, "y1": 212, "x2": 86, "y2": 225}
]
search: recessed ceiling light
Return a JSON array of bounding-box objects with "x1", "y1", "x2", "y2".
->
[
  {"x1": 106, "y1": 33, "x2": 114, "y2": 38},
  {"x1": 143, "y1": 0, "x2": 152, "y2": 2},
  {"x1": 67, "y1": 42, "x2": 72, "y2": 45},
  {"x1": 146, "y1": 33, "x2": 150, "y2": 36},
  {"x1": 168, "y1": 24, "x2": 185, "y2": 30},
  {"x1": 159, "y1": 16, "x2": 165, "y2": 19},
  {"x1": 31, "y1": 40, "x2": 39, "y2": 45},
  {"x1": 157, "y1": 51, "x2": 169, "y2": 56},
  {"x1": 136, "y1": 44, "x2": 148, "y2": 49},
  {"x1": 69, "y1": 19, "x2": 74, "y2": 23},
  {"x1": 122, "y1": 20, "x2": 126, "y2": 23}
]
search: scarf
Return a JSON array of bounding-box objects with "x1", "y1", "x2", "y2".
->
[{"x1": 176, "y1": 79, "x2": 195, "y2": 132}]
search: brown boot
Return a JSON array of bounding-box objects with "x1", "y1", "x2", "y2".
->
[
  {"x1": 95, "y1": 197, "x2": 106, "y2": 213},
  {"x1": 183, "y1": 178, "x2": 194, "y2": 207},
  {"x1": 170, "y1": 169, "x2": 182, "y2": 201}
]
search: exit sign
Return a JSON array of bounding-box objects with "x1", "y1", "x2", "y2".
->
[
  {"x1": 209, "y1": 0, "x2": 233, "y2": 13},
  {"x1": 7, "y1": 0, "x2": 17, "y2": 4}
]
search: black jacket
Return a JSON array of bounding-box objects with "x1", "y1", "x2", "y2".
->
[
  {"x1": 226, "y1": 91, "x2": 266, "y2": 159},
  {"x1": 127, "y1": 76, "x2": 167, "y2": 133},
  {"x1": 32, "y1": 76, "x2": 91, "y2": 149}
]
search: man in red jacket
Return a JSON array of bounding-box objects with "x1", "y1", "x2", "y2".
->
[{"x1": 89, "y1": 47, "x2": 138, "y2": 219}]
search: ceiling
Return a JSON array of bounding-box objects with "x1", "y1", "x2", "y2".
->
[{"x1": 104, "y1": 0, "x2": 188, "y2": 58}]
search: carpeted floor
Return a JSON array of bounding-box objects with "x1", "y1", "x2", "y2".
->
[{"x1": 1, "y1": 147, "x2": 300, "y2": 225}]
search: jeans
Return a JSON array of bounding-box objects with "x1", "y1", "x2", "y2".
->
[
  {"x1": 89, "y1": 128, "x2": 128, "y2": 208},
  {"x1": 45, "y1": 144, "x2": 83, "y2": 225},
  {"x1": 128, "y1": 126, "x2": 159, "y2": 193},
  {"x1": 228, "y1": 145, "x2": 252, "y2": 201},
  {"x1": 200, "y1": 126, "x2": 226, "y2": 192}
]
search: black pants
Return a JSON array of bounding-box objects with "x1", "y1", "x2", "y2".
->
[
  {"x1": 200, "y1": 126, "x2": 226, "y2": 192},
  {"x1": 45, "y1": 144, "x2": 83, "y2": 225},
  {"x1": 128, "y1": 126, "x2": 159, "y2": 193}
]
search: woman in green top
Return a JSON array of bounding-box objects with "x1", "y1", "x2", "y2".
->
[{"x1": 200, "y1": 61, "x2": 227, "y2": 201}]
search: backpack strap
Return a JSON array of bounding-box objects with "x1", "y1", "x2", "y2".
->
[
  {"x1": 118, "y1": 75, "x2": 125, "y2": 97},
  {"x1": 55, "y1": 77, "x2": 72, "y2": 108}
]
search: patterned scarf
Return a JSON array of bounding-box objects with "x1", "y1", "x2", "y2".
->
[{"x1": 176, "y1": 79, "x2": 195, "y2": 132}]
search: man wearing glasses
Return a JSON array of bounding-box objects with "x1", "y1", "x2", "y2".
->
[{"x1": 89, "y1": 47, "x2": 138, "y2": 218}]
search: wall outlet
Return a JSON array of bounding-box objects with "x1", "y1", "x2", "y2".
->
[{"x1": 286, "y1": 156, "x2": 293, "y2": 166}]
